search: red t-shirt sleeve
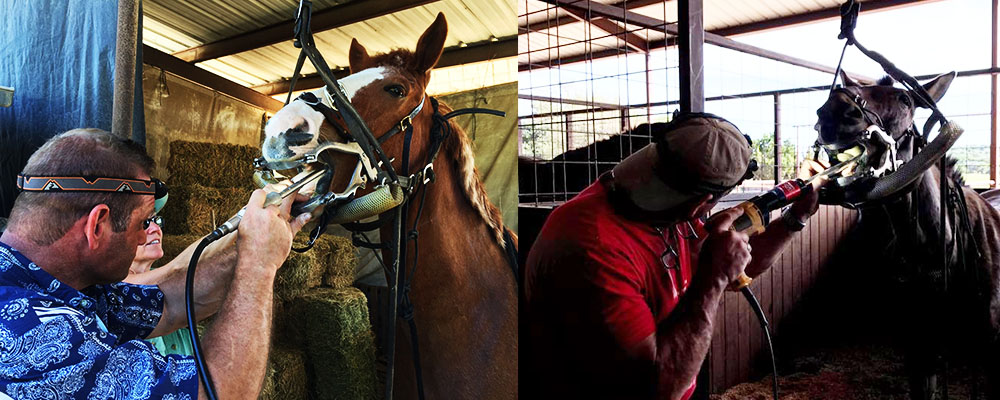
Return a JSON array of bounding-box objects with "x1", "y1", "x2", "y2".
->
[{"x1": 582, "y1": 245, "x2": 656, "y2": 352}]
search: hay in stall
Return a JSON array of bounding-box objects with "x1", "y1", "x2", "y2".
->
[
  {"x1": 259, "y1": 346, "x2": 309, "y2": 400},
  {"x1": 159, "y1": 184, "x2": 251, "y2": 235},
  {"x1": 311, "y1": 234, "x2": 358, "y2": 289},
  {"x1": 712, "y1": 344, "x2": 979, "y2": 400},
  {"x1": 167, "y1": 140, "x2": 259, "y2": 189},
  {"x1": 275, "y1": 252, "x2": 324, "y2": 303},
  {"x1": 299, "y1": 287, "x2": 378, "y2": 400}
]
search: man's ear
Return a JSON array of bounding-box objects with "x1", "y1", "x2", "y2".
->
[{"x1": 83, "y1": 205, "x2": 111, "y2": 251}]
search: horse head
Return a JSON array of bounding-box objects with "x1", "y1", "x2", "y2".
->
[
  {"x1": 816, "y1": 71, "x2": 955, "y2": 162},
  {"x1": 261, "y1": 13, "x2": 449, "y2": 205},
  {"x1": 813, "y1": 71, "x2": 957, "y2": 205}
]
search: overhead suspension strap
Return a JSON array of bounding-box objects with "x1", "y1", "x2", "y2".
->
[{"x1": 834, "y1": 0, "x2": 949, "y2": 137}]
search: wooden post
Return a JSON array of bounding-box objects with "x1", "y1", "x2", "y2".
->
[
  {"x1": 112, "y1": 0, "x2": 139, "y2": 140},
  {"x1": 774, "y1": 93, "x2": 782, "y2": 185},
  {"x1": 991, "y1": 0, "x2": 998, "y2": 188},
  {"x1": 678, "y1": 0, "x2": 704, "y2": 113}
]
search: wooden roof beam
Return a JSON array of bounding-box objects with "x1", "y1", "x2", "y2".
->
[
  {"x1": 522, "y1": 0, "x2": 667, "y2": 34},
  {"x1": 172, "y1": 0, "x2": 440, "y2": 63},
  {"x1": 537, "y1": 0, "x2": 873, "y2": 82},
  {"x1": 562, "y1": 7, "x2": 648, "y2": 52},
  {"x1": 253, "y1": 36, "x2": 517, "y2": 96}
]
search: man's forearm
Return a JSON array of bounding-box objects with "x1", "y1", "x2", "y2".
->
[
  {"x1": 198, "y1": 256, "x2": 276, "y2": 399},
  {"x1": 151, "y1": 233, "x2": 238, "y2": 337},
  {"x1": 655, "y1": 275, "x2": 725, "y2": 399}
]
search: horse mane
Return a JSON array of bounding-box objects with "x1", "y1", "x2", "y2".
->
[
  {"x1": 943, "y1": 155, "x2": 966, "y2": 186},
  {"x1": 437, "y1": 99, "x2": 507, "y2": 248},
  {"x1": 877, "y1": 75, "x2": 895, "y2": 86}
]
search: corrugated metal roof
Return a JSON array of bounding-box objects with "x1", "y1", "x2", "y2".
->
[
  {"x1": 142, "y1": 0, "x2": 517, "y2": 96},
  {"x1": 518, "y1": 0, "x2": 908, "y2": 68}
]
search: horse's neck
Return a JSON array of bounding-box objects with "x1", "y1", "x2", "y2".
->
[
  {"x1": 387, "y1": 149, "x2": 507, "y2": 272},
  {"x1": 872, "y1": 165, "x2": 950, "y2": 257}
]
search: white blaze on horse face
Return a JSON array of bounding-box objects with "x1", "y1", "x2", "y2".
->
[
  {"x1": 262, "y1": 96, "x2": 325, "y2": 162},
  {"x1": 338, "y1": 67, "x2": 385, "y2": 101}
]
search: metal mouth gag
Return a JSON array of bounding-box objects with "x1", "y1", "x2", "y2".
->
[{"x1": 814, "y1": 123, "x2": 899, "y2": 192}]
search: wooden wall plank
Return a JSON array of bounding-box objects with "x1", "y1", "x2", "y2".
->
[
  {"x1": 726, "y1": 291, "x2": 739, "y2": 388},
  {"x1": 711, "y1": 301, "x2": 726, "y2": 393},
  {"x1": 708, "y1": 203, "x2": 857, "y2": 394}
]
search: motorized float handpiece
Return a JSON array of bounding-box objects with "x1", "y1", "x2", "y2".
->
[
  {"x1": 206, "y1": 168, "x2": 327, "y2": 241},
  {"x1": 727, "y1": 152, "x2": 861, "y2": 290},
  {"x1": 186, "y1": 167, "x2": 326, "y2": 400}
]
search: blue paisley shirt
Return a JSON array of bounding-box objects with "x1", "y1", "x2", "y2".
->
[{"x1": 0, "y1": 241, "x2": 198, "y2": 399}]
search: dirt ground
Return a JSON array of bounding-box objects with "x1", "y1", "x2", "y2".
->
[{"x1": 712, "y1": 343, "x2": 982, "y2": 399}]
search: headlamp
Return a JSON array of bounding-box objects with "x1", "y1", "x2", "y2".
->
[{"x1": 16, "y1": 175, "x2": 170, "y2": 213}]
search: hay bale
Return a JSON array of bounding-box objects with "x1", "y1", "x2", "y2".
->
[
  {"x1": 299, "y1": 287, "x2": 378, "y2": 400},
  {"x1": 274, "y1": 250, "x2": 324, "y2": 302},
  {"x1": 310, "y1": 235, "x2": 358, "y2": 289},
  {"x1": 259, "y1": 346, "x2": 309, "y2": 400},
  {"x1": 167, "y1": 140, "x2": 259, "y2": 189},
  {"x1": 272, "y1": 299, "x2": 307, "y2": 349},
  {"x1": 159, "y1": 184, "x2": 250, "y2": 235}
]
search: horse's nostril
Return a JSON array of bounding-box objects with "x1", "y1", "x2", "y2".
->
[{"x1": 283, "y1": 130, "x2": 314, "y2": 146}]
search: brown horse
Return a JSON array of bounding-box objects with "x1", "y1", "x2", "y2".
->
[
  {"x1": 261, "y1": 14, "x2": 517, "y2": 400},
  {"x1": 816, "y1": 71, "x2": 1000, "y2": 399}
]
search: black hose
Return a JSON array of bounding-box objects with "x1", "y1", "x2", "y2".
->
[
  {"x1": 741, "y1": 286, "x2": 778, "y2": 400},
  {"x1": 186, "y1": 235, "x2": 221, "y2": 400}
]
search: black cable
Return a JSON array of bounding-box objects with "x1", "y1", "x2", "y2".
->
[
  {"x1": 186, "y1": 236, "x2": 220, "y2": 400},
  {"x1": 741, "y1": 286, "x2": 778, "y2": 400}
]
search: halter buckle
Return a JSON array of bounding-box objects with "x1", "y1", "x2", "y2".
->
[
  {"x1": 398, "y1": 115, "x2": 413, "y2": 132},
  {"x1": 421, "y1": 163, "x2": 435, "y2": 185}
]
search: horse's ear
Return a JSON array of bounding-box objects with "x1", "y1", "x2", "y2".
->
[
  {"x1": 349, "y1": 38, "x2": 370, "y2": 73},
  {"x1": 840, "y1": 70, "x2": 862, "y2": 87},
  {"x1": 413, "y1": 13, "x2": 447, "y2": 73},
  {"x1": 918, "y1": 71, "x2": 957, "y2": 105}
]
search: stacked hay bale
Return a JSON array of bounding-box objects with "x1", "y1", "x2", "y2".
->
[{"x1": 158, "y1": 140, "x2": 376, "y2": 400}]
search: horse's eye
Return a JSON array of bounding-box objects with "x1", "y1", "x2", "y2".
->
[
  {"x1": 899, "y1": 93, "x2": 913, "y2": 108},
  {"x1": 385, "y1": 84, "x2": 406, "y2": 98}
]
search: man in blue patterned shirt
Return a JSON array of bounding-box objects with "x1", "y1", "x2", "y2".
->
[{"x1": 0, "y1": 128, "x2": 311, "y2": 399}]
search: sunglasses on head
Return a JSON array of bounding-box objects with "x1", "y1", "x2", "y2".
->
[{"x1": 17, "y1": 175, "x2": 170, "y2": 213}]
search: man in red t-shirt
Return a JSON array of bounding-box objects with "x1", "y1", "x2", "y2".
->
[{"x1": 523, "y1": 113, "x2": 822, "y2": 399}]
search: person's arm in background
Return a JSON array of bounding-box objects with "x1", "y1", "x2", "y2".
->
[
  {"x1": 625, "y1": 208, "x2": 752, "y2": 400},
  {"x1": 124, "y1": 261, "x2": 183, "y2": 286},
  {"x1": 145, "y1": 230, "x2": 238, "y2": 338}
]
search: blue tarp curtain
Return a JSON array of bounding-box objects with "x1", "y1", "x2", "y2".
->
[{"x1": 0, "y1": 0, "x2": 145, "y2": 217}]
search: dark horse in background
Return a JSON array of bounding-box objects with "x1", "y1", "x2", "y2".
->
[
  {"x1": 518, "y1": 123, "x2": 665, "y2": 203},
  {"x1": 817, "y1": 72, "x2": 1000, "y2": 399}
]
